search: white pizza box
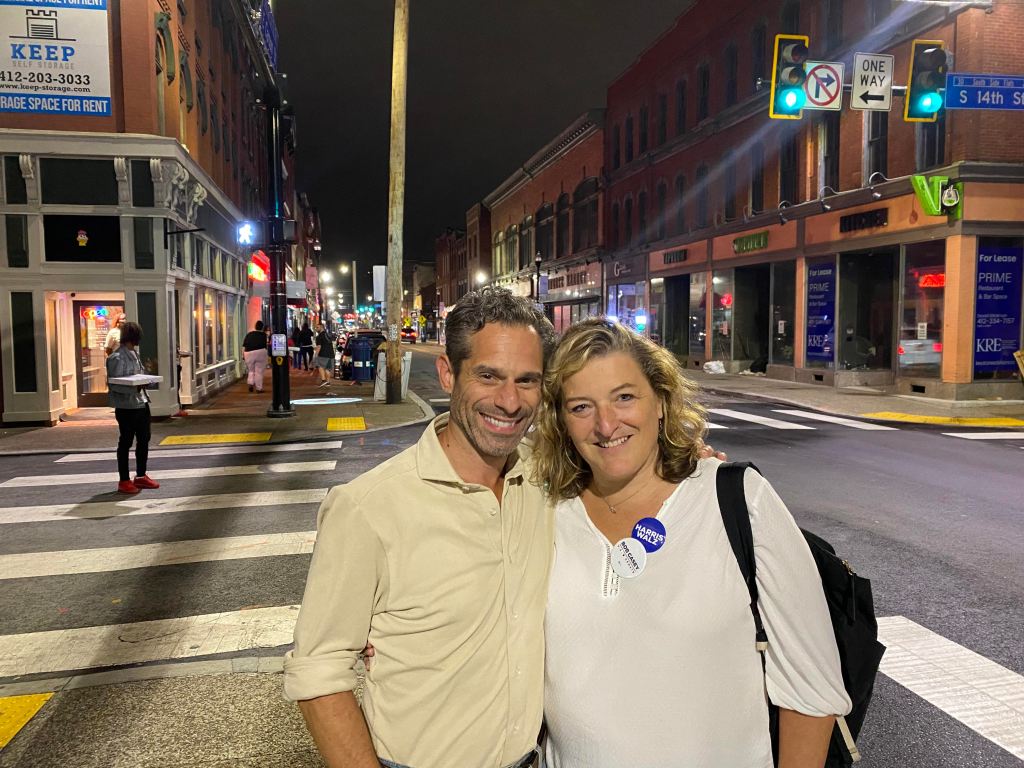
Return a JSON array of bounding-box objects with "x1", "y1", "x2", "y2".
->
[{"x1": 108, "y1": 374, "x2": 163, "y2": 386}]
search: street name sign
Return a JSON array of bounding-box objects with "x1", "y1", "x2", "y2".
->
[
  {"x1": 946, "y1": 73, "x2": 1024, "y2": 111},
  {"x1": 851, "y1": 53, "x2": 894, "y2": 111},
  {"x1": 803, "y1": 61, "x2": 844, "y2": 111}
]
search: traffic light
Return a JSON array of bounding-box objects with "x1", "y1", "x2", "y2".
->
[
  {"x1": 769, "y1": 34, "x2": 809, "y2": 119},
  {"x1": 904, "y1": 39, "x2": 948, "y2": 122}
]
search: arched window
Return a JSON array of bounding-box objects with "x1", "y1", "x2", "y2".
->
[
  {"x1": 535, "y1": 203, "x2": 554, "y2": 261},
  {"x1": 781, "y1": 2, "x2": 800, "y2": 34},
  {"x1": 556, "y1": 193, "x2": 570, "y2": 258},
  {"x1": 610, "y1": 202, "x2": 620, "y2": 249},
  {"x1": 179, "y1": 51, "x2": 194, "y2": 111},
  {"x1": 197, "y1": 77, "x2": 208, "y2": 135},
  {"x1": 674, "y1": 175, "x2": 686, "y2": 235},
  {"x1": 506, "y1": 225, "x2": 517, "y2": 275},
  {"x1": 637, "y1": 191, "x2": 648, "y2": 244},
  {"x1": 695, "y1": 166, "x2": 709, "y2": 228},
  {"x1": 155, "y1": 12, "x2": 176, "y2": 83},
  {"x1": 624, "y1": 197, "x2": 633, "y2": 247},
  {"x1": 572, "y1": 177, "x2": 599, "y2": 251},
  {"x1": 493, "y1": 231, "x2": 503, "y2": 277},
  {"x1": 519, "y1": 216, "x2": 533, "y2": 270},
  {"x1": 656, "y1": 182, "x2": 667, "y2": 241}
]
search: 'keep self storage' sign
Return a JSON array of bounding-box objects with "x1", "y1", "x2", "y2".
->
[{"x1": 0, "y1": 0, "x2": 111, "y2": 116}]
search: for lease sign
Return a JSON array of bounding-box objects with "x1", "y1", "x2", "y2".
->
[{"x1": 0, "y1": 0, "x2": 111, "y2": 116}]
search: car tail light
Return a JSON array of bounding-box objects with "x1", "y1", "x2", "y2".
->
[
  {"x1": 932, "y1": 342, "x2": 942, "y2": 352},
  {"x1": 897, "y1": 345, "x2": 905, "y2": 355}
]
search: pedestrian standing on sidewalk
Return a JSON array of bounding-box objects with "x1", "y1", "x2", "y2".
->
[
  {"x1": 104, "y1": 312, "x2": 126, "y2": 357},
  {"x1": 297, "y1": 322, "x2": 315, "y2": 371},
  {"x1": 105, "y1": 321, "x2": 159, "y2": 495},
  {"x1": 242, "y1": 320, "x2": 269, "y2": 393},
  {"x1": 313, "y1": 322, "x2": 335, "y2": 388}
]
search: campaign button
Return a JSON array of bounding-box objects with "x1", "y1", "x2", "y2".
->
[
  {"x1": 632, "y1": 517, "x2": 667, "y2": 553},
  {"x1": 611, "y1": 537, "x2": 647, "y2": 578}
]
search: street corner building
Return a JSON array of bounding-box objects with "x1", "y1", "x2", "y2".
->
[
  {"x1": 442, "y1": 0, "x2": 1024, "y2": 401},
  {"x1": 0, "y1": 0, "x2": 321, "y2": 426}
]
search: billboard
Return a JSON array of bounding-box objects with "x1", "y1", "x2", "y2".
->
[{"x1": 0, "y1": 0, "x2": 111, "y2": 116}]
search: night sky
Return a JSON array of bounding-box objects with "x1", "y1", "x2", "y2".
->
[{"x1": 275, "y1": 0, "x2": 691, "y2": 289}]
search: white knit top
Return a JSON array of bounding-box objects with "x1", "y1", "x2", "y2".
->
[{"x1": 543, "y1": 459, "x2": 851, "y2": 768}]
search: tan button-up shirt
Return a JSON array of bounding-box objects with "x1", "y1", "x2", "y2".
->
[{"x1": 284, "y1": 414, "x2": 553, "y2": 768}]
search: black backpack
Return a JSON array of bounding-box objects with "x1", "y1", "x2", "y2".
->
[{"x1": 716, "y1": 462, "x2": 885, "y2": 767}]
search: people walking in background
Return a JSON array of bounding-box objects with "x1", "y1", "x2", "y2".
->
[
  {"x1": 313, "y1": 322, "x2": 335, "y2": 388},
  {"x1": 242, "y1": 320, "x2": 269, "y2": 393},
  {"x1": 105, "y1": 321, "x2": 158, "y2": 495},
  {"x1": 297, "y1": 322, "x2": 315, "y2": 372},
  {"x1": 104, "y1": 312, "x2": 126, "y2": 357},
  {"x1": 291, "y1": 324, "x2": 304, "y2": 368}
]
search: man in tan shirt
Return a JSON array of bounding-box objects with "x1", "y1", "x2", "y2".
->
[{"x1": 284, "y1": 288, "x2": 557, "y2": 768}]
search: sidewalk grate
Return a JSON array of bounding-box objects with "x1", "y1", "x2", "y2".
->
[
  {"x1": 327, "y1": 417, "x2": 366, "y2": 432},
  {"x1": 158, "y1": 433, "x2": 273, "y2": 446},
  {"x1": 0, "y1": 692, "x2": 52, "y2": 748}
]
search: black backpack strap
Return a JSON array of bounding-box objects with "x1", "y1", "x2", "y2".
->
[{"x1": 716, "y1": 461, "x2": 769, "y2": 652}]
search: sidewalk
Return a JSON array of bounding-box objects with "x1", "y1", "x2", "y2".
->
[
  {"x1": 0, "y1": 362, "x2": 434, "y2": 456},
  {"x1": 687, "y1": 369, "x2": 1024, "y2": 427}
]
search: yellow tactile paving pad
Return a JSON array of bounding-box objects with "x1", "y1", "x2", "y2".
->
[
  {"x1": 327, "y1": 417, "x2": 367, "y2": 432},
  {"x1": 159, "y1": 433, "x2": 272, "y2": 445},
  {"x1": 0, "y1": 693, "x2": 52, "y2": 748},
  {"x1": 861, "y1": 412, "x2": 1024, "y2": 427}
]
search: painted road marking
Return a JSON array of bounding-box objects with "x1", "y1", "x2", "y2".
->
[
  {"x1": 327, "y1": 417, "x2": 366, "y2": 431},
  {"x1": 0, "y1": 531, "x2": 318, "y2": 580},
  {"x1": 707, "y1": 408, "x2": 815, "y2": 430},
  {"x1": 771, "y1": 409, "x2": 899, "y2": 430},
  {"x1": 877, "y1": 616, "x2": 1024, "y2": 760},
  {"x1": 0, "y1": 606, "x2": 300, "y2": 678},
  {"x1": 706, "y1": 422, "x2": 727, "y2": 429},
  {"x1": 0, "y1": 488, "x2": 328, "y2": 526},
  {"x1": 942, "y1": 431, "x2": 1024, "y2": 441},
  {"x1": 862, "y1": 413, "x2": 1024, "y2": 427},
  {"x1": 55, "y1": 440, "x2": 343, "y2": 463},
  {"x1": 429, "y1": 398, "x2": 450, "y2": 404},
  {"x1": 0, "y1": 461, "x2": 337, "y2": 488},
  {"x1": 0, "y1": 692, "x2": 52, "y2": 748},
  {"x1": 158, "y1": 433, "x2": 272, "y2": 446}
]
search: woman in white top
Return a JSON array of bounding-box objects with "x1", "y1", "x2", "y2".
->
[{"x1": 532, "y1": 318, "x2": 851, "y2": 768}]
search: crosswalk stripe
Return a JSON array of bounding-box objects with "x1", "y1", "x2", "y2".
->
[
  {"x1": 0, "y1": 461, "x2": 336, "y2": 489},
  {"x1": 707, "y1": 408, "x2": 815, "y2": 430},
  {"x1": 941, "y1": 431, "x2": 1024, "y2": 441},
  {"x1": 0, "y1": 605, "x2": 300, "y2": 678},
  {"x1": 706, "y1": 422, "x2": 727, "y2": 429},
  {"x1": 54, "y1": 440, "x2": 344, "y2": 463},
  {"x1": 0, "y1": 531, "x2": 317, "y2": 579},
  {"x1": 0, "y1": 488, "x2": 328, "y2": 526},
  {"x1": 877, "y1": 615, "x2": 1024, "y2": 759},
  {"x1": 771, "y1": 409, "x2": 899, "y2": 430}
]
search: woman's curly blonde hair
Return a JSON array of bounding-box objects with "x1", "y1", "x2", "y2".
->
[{"x1": 532, "y1": 318, "x2": 707, "y2": 500}]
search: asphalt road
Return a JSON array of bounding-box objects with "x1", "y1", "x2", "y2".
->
[{"x1": 0, "y1": 348, "x2": 1021, "y2": 767}]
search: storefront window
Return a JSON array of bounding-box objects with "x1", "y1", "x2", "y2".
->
[
  {"x1": 733, "y1": 264, "x2": 770, "y2": 367},
  {"x1": 974, "y1": 237, "x2": 1023, "y2": 381},
  {"x1": 711, "y1": 270, "x2": 734, "y2": 361},
  {"x1": 689, "y1": 272, "x2": 707, "y2": 358},
  {"x1": 226, "y1": 295, "x2": 236, "y2": 360},
  {"x1": 203, "y1": 290, "x2": 215, "y2": 365},
  {"x1": 12, "y1": 292, "x2": 37, "y2": 392},
  {"x1": 899, "y1": 242, "x2": 945, "y2": 378},
  {"x1": 806, "y1": 257, "x2": 837, "y2": 369},
  {"x1": 771, "y1": 262, "x2": 795, "y2": 365},
  {"x1": 607, "y1": 281, "x2": 647, "y2": 332},
  {"x1": 650, "y1": 278, "x2": 665, "y2": 345},
  {"x1": 137, "y1": 292, "x2": 160, "y2": 375},
  {"x1": 839, "y1": 250, "x2": 895, "y2": 370},
  {"x1": 193, "y1": 290, "x2": 202, "y2": 378}
]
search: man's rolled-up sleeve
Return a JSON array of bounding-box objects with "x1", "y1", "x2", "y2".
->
[{"x1": 283, "y1": 484, "x2": 387, "y2": 701}]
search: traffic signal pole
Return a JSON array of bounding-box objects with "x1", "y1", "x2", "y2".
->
[{"x1": 265, "y1": 83, "x2": 294, "y2": 418}]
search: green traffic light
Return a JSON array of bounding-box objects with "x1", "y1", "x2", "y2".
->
[
  {"x1": 918, "y1": 92, "x2": 942, "y2": 113},
  {"x1": 778, "y1": 88, "x2": 805, "y2": 112}
]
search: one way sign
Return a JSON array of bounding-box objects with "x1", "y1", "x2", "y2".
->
[{"x1": 852, "y1": 52, "x2": 894, "y2": 111}]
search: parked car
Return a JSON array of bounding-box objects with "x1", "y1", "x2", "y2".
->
[
  {"x1": 339, "y1": 330, "x2": 386, "y2": 380},
  {"x1": 400, "y1": 327, "x2": 417, "y2": 343}
]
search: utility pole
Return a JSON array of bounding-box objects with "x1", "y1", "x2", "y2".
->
[
  {"x1": 385, "y1": 0, "x2": 408, "y2": 404},
  {"x1": 265, "y1": 78, "x2": 293, "y2": 418}
]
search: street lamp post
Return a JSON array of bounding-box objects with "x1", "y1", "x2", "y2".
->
[
  {"x1": 435, "y1": 287, "x2": 441, "y2": 345},
  {"x1": 534, "y1": 251, "x2": 542, "y2": 301}
]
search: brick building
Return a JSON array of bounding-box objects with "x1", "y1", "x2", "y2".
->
[
  {"x1": 0, "y1": 0, "x2": 312, "y2": 424},
  {"x1": 604, "y1": 0, "x2": 1024, "y2": 399}
]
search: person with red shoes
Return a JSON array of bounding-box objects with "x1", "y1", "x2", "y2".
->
[{"x1": 105, "y1": 321, "x2": 159, "y2": 495}]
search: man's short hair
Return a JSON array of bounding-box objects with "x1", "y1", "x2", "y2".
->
[
  {"x1": 120, "y1": 321, "x2": 142, "y2": 346},
  {"x1": 444, "y1": 287, "x2": 556, "y2": 375},
  {"x1": 255, "y1": 320, "x2": 264, "y2": 331}
]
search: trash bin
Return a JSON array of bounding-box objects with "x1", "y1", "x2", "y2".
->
[{"x1": 350, "y1": 335, "x2": 374, "y2": 382}]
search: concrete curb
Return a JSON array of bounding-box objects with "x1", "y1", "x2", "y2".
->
[{"x1": 0, "y1": 390, "x2": 437, "y2": 458}]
